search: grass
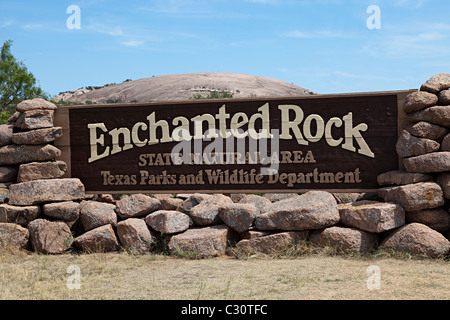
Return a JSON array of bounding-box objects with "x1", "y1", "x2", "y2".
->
[{"x1": 0, "y1": 245, "x2": 448, "y2": 300}]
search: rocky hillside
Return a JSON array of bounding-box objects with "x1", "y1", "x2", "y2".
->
[{"x1": 52, "y1": 72, "x2": 316, "y2": 104}]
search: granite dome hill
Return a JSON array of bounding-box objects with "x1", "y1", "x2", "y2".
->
[{"x1": 52, "y1": 72, "x2": 315, "y2": 104}]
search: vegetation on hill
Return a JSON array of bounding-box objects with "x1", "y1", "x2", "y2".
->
[{"x1": 190, "y1": 90, "x2": 234, "y2": 100}]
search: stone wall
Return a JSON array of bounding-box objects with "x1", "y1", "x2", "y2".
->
[
  {"x1": 374, "y1": 73, "x2": 450, "y2": 257},
  {"x1": 0, "y1": 74, "x2": 449, "y2": 258}
]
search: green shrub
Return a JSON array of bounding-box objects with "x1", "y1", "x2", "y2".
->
[
  {"x1": 190, "y1": 90, "x2": 234, "y2": 100},
  {"x1": 0, "y1": 110, "x2": 12, "y2": 124}
]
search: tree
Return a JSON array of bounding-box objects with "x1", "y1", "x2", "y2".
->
[{"x1": 0, "y1": 40, "x2": 49, "y2": 113}]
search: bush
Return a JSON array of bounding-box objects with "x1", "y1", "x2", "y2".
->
[
  {"x1": 0, "y1": 110, "x2": 12, "y2": 124},
  {"x1": 190, "y1": 90, "x2": 234, "y2": 100},
  {"x1": 105, "y1": 99, "x2": 122, "y2": 104}
]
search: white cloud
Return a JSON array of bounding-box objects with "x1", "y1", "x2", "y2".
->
[
  {"x1": 378, "y1": 32, "x2": 450, "y2": 58},
  {"x1": 393, "y1": 0, "x2": 429, "y2": 9},
  {"x1": 0, "y1": 19, "x2": 13, "y2": 28},
  {"x1": 427, "y1": 23, "x2": 450, "y2": 32},
  {"x1": 333, "y1": 71, "x2": 409, "y2": 82},
  {"x1": 20, "y1": 23, "x2": 65, "y2": 32},
  {"x1": 108, "y1": 27, "x2": 124, "y2": 37},
  {"x1": 284, "y1": 30, "x2": 309, "y2": 38},
  {"x1": 85, "y1": 23, "x2": 124, "y2": 37},
  {"x1": 361, "y1": 18, "x2": 450, "y2": 60},
  {"x1": 121, "y1": 40, "x2": 145, "y2": 47},
  {"x1": 283, "y1": 29, "x2": 357, "y2": 39},
  {"x1": 22, "y1": 23, "x2": 45, "y2": 31},
  {"x1": 138, "y1": 4, "x2": 250, "y2": 20},
  {"x1": 243, "y1": 0, "x2": 322, "y2": 4},
  {"x1": 244, "y1": 0, "x2": 279, "y2": 3}
]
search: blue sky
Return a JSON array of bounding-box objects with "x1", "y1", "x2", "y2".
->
[{"x1": 1, "y1": 0, "x2": 449, "y2": 97}]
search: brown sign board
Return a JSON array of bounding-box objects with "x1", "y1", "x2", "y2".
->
[{"x1": 54, "y1": 90, "x2": 414, "y2": 194}]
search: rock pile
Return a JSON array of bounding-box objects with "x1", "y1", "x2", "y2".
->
[
  {"x1": 0, "y1": 73, "x2": 449, "y2": 259},
  {"x1": 375, "y1": 73, "x2": 450, "y2": 257},
  {"x1": 0, "y1": 98, "x2": 86, "y2": 253}
]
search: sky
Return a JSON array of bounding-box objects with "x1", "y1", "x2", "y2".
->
[{"x1": 1, "y1": 0, "x2": 449, "y2": 98}]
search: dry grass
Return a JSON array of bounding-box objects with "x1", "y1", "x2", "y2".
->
[{"x1": 0, "y1": 246, "x2": 448, "y2": 300}]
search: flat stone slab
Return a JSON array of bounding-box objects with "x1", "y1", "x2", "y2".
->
[
  {"x1": 378, "y1": 182, "x2": 444, "y2": 212},
  {"x1": 15, "y1": 109, "x2": 54, "y2": 130},
  {"x1": 408, "y1": 121, "x2": 448, "y2": 140},
  {"x1": 0, "y1": 144, "x2": 61, "y2": 166},
  {"x1": 115, "y1": 194, "x2": 161, "y2": 219},
  {"x1": 17, "y1": 161, "x2": 67, "y2": 182},
  {"x1": 255, "y1": 191, "x2": 339, "y2": 231},
  {"x1": 403, "y1": 152, "x2": 450, "y2": 173},
  {"x1": 338, "y1": 200, "x2": 405, "y2": 233},
  {"x1": 0, "y1": 204, "x2": 41, "y2": 227},
  {"x1": 145, "y1": 210, "x2": 191, "y2": 234},
  {"x1": 8, "y1": 178, "x2": 85, "y2": 206},
  {"x1": 167, "y1": 225, "x2": 232, "y2": 258},
  {"x1": 235, "y1": 231, "x2": 307, "y2": 254},
  {"x1": 407, "y1": 105, "x2": 450, "y2": 128},
  {"x1": 310, "y1": 226, "x2": 378, "y2": 253},
  {"x1": 42, "y1": 201, "x2": 80, "y2": 222},
  {"x1": 11, "y1": 127, "x2": 63, "y2": 145},
  {"x1": 377, "y1": 170, "x2": 433, "y2": 186}
]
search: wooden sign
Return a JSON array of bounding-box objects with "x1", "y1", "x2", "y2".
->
[{"x1": 54, "y1": 90, "x2": 413, "y2": 194}]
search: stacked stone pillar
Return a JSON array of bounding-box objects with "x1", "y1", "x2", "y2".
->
[
  {"x1": 0, "y1": 98, "x2": 85, "y2": 253},
  {"x1": 377, "y1": 73, "x2": 450, "y2": 249}
]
